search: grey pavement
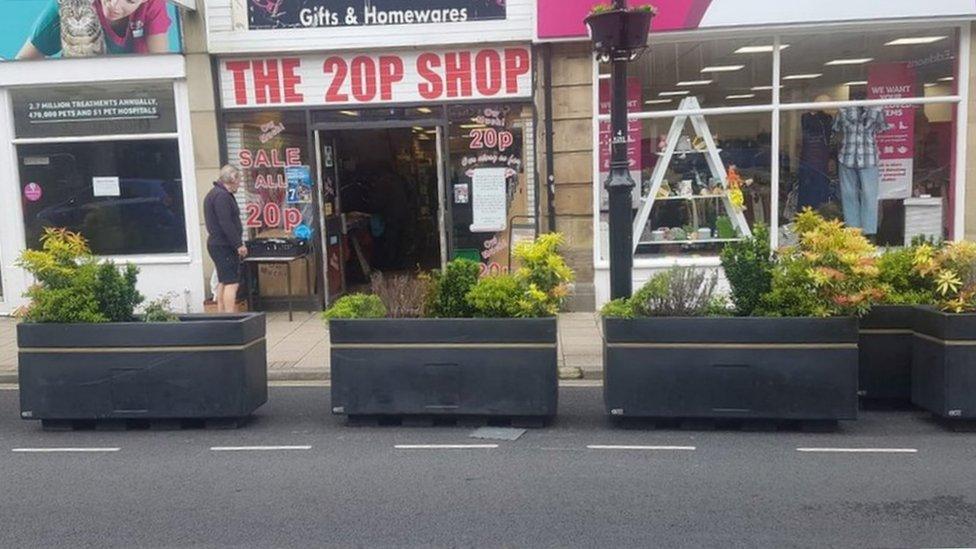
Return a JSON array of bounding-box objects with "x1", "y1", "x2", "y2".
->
[
  {"x1": 0, "y1": 312, "x2": 603, "y2": 383},
  {"x1": 1, "y1": 386, "x2": 975, "y2": 548}
]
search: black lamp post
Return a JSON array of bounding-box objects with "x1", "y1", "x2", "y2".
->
[{"x1": 585, "y1": 1, "x2": 653, "y2": 300}]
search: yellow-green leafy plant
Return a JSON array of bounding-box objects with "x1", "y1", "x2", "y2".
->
[
  {"x1": 755, "y1": 209, "x2": 884, "y2": 317},
  {"x1": 465, "y1": 233, "x2": 575, "y2": 318},
  {"x1": 16, "y1": 228, "x2": 143, "y2": 323},
  {"x1": 913, "y1": 240, "x2": 976, "y2": 313},
  {"x1": 512, "y1": 233, "x2": 574, "y2": 314}
]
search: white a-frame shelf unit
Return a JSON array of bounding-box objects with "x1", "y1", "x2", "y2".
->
[{"x1": 631, "y1": 96, "x2": 751, "y2": 252}]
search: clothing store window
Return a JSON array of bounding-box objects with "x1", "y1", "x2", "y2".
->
[
  {"x1": 779, "y1": 28, "x2": 959, "y2": 105},
  {"x1": 598, "y1": 112, "x2": 772, "y2": 260},
  {"x1": 779, "y1": 100, "x2": 956, "y2": 246}
]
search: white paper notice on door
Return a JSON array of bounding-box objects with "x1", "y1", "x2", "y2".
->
[
  {"x1": 469, "y1": 167, "x2": 507, "y2": 233},
  {"x1": 92, "y1": 176, "x2": 121, "y2": 197}
]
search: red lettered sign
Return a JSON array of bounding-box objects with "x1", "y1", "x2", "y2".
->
[{"x1": 220, "y1": 46, "x2": 531, "y2": 108}]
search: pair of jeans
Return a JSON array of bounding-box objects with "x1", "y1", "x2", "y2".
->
[{"x1": 838, "y1": 164, "x2": 880, "y2": 235}]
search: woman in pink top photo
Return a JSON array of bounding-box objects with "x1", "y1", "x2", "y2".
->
[{"x1": 16, "y1": 0, "x2": 172, "y2": 59}]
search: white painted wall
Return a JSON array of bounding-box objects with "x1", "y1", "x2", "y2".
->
[{"x1": 206, "y1": 0, "x2": 535, "y2": 54}]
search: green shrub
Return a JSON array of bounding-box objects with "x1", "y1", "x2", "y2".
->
[
  {"x1": 720, "y1": 223, "x2": 772, "y2": 316},
  {"x1": 513, "y1": 233, "x2": 574, "y2": 302},
  {"x1": 95, "y1": 262, "x2": 144, "y2": 322},
  {"x1": 600, "y1": 298, "x2": 635, "y2": 319},
  {"x1": 465, "y1": 275, "x2": 522, "y2": 318},
  {"x1": 142, "y1": 294, "x2": 179, "y2": 323},
  {"x1": 631, "y1": 267, "x2": 718, "y2": 317},
  {"x1": 16, "y1": 228, "x2": 145, "y2": 324},
  {"x1": 427, "y1": 259, "x2": 481, "y2": 318},
  {"x1": 322, "y1": 294, "x2": 387, "y2": 319},
  {"x1": 877, "y1": 245, "x2": 936, "y2": 306}
]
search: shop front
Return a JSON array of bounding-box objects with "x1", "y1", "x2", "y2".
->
[
  {"x1": 534, "y1": 0, "x2": 976, "y2": 307},
  {"x1": 207, "y1": 0, "x2": 538, "y2": 306},
  {"x1": 0, "y1": 1, "x2": 204, "y2": 315}
]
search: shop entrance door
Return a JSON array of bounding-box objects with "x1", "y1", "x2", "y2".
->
[{"x1": 314, "y1": 123, "x2": 447, "y2": 304}]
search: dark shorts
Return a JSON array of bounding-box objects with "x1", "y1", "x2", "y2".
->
[{"x1": 208, "y1": 244, "x2": 241, "y2": 284}]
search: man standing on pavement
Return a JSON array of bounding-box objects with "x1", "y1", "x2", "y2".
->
[{"x1": 204, "y1": 165, "x2": 247, "y2": 312}]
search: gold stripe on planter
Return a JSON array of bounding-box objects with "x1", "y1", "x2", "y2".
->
[
  {"x1": 606, "y1": 342, "x2": 857, "y2": 350},
  {"x1": 913, "y1": 332, "x2": 976, "y2": 346},
  {"x1": 331, "y1": 343, "x2": 557, "y2": 350},
  {"x1": 19, "y1": 338, "x2": 266, "y2": 354},
  {"x1": 859, "y1": 329, "x2": 914, "y2": 335}
]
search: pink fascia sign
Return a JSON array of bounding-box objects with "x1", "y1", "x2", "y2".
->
[{"x1": 537, "y1": 0, "x2": 711, "y2": 39}]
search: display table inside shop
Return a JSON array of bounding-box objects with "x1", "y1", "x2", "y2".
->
[{"x1": 243, "y1": 253, "x2": 316, "y2": 321}]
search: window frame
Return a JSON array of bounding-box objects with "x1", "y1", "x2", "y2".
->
[
  {"x1": 591, "y1": 20, "x2": 971, "y2": 270},
  {"x1": 9, "y1": 81, "x2": 191, "y2": 263}
]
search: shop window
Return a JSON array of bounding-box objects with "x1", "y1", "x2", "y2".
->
[
  {"x1": 447, "y1": 103, "x2": 536, "y2": 274},
  {"x1": 779, "y1": 100, "x2": 956, "y2": 245},
  {"x1": 599, "y1": 112, "x2": 772, "y2": 260},
  {"x1": 18, "y1": 140, "x2": 187, "y2": 256},
  {"x1": 223, "y1": 111, "x2": 313, "y2": 241},
  {"x1": 599, "y1": 37, "x2": 775, "y2": 112},
  {"x1": 779, "y1": 27, "x2": 959, "y2": 104}
]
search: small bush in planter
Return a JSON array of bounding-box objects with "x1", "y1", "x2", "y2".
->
[
  {"x1": 16, "y1": 229, "x2": 268, "y2": 425},
  {"x1": 755, "y1": 209, "x2": 884, "y2": 317},
  {"x1": 913, "y1": 240, "x2": 976, "y2": 313},
  {"x1": 876, "y1": 241, "x2": 939, "y2": 306},
  {"x1": 720, "y1": 224, "x2": 773, "y2": 316},
  {"x1": 327, "y1": 234, "x2": 571, "y2": 421},
  {"x1": 322, "y1": 294, "x2": 386, "y2": 319},
  {"x1": 16, "y1": 228, "x2": 144, "y2": 323}
]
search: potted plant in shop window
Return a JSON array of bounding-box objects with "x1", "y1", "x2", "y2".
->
[
  {"x1": 15, "y1": 229, "x2": 268, "y2": 430},
  {"x1": 601, "y1": 211, "x2": 881, "y2": 428},
  {"x1": 908, "y1": 241, "x2": 976, "y2": 422},
  {"x1": 324, "y1": 234, "x2": 573, "y2": 425},
  {"x1": 585, "y1": 3, "x2": 656, "y2": 59}
]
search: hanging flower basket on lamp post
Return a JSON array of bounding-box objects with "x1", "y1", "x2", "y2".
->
[{"x1": 585, "y1": 4, "x2": 655, "y2": 61}]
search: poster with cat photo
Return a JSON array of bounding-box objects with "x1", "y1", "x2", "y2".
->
[{"x1": 1, "y1": 0, "x2": 181, "y2": 61}]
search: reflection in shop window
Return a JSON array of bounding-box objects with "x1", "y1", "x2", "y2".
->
[
  {"x1": 599, "y1": 36, "x2": 775, "y2": 111},
  {"x1": 779, "y1": 27, "x2": 959, "y2": 104},
  {"x1": 18, "y1": 140, "x2": 186, "y2": 256}
]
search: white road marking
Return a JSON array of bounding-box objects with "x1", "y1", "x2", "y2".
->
[
  {"x1": 796, "y1": 447, "x2": 918, "y2": 454},
  {"x1": 587, "y1": 445, "x2": 696, "y2": 451},
  {"x1": 210, "y1": 445, "x2": 312, "y2": 451},
  {"x1": 12, "y1": 447, "x2": 120, "y2": 453},
  {"x1": 395, "y1": 444, "x2": 498, "y2": 449}
]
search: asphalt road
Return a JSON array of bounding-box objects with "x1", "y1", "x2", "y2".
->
[{"x1": 1, "y1": 385, "x2": 975, "y2": 548}]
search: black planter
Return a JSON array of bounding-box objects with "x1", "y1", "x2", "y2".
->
[
  {"x1": 912, "y1": 307, "x2": 976, "y2": 419},
  {"x1": 585, "y1": 9, "x2": 653, "y2": 55},
  {"x1": 18, "y1": 314, "x2": 267, "y2": 424},
  {"x1": 329, "y1": 318, "x2": 557, "y2": 420},
  {"x1": 858, "y1": 305, "x2": 915, "y2": 404},
  {"x1": 603, "y1": 317, "x2": 859, "y2": 421}
]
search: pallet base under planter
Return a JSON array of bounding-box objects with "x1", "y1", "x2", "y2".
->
[
  {"x1": 345, "y1": 414, "x2": 550, "y2": 428},
  {"x1": 40, "y1": 417, "x2": 252, "y2": 431},
  {"x1": 610, "y1": 417, "x2": 839, "y2": 432}
]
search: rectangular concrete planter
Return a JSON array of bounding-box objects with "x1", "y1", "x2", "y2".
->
[
  {"x1": 912, "y1": 307, "x2": 976, "y2": 419},
  {"x1": 859, "y1": 305, "x2": 915, "y2": 403},
  {"x1": 329, "y1": 318, "x2": 558, "y2": 419},
  {"x1": 603, "y1": 317, "x2": 859, "y2": 421},
  {"x1": 18, "y1": 314, "x2": 268, "y2": 423}
]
